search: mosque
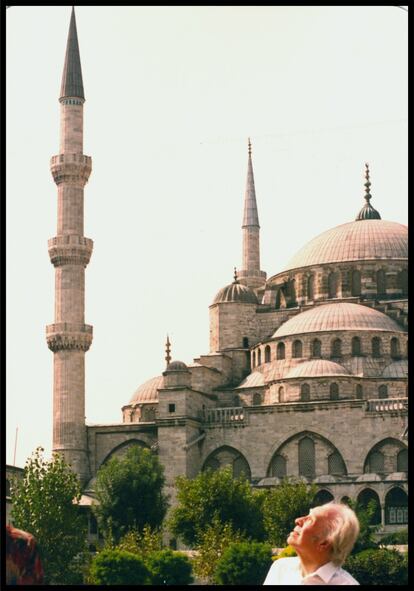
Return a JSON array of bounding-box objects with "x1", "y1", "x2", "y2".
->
[{"x1": 45, "y1": 8, "x2": 408, "y2": 543}]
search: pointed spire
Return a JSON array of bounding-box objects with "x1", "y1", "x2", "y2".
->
[
  {"x1": 165, "y1": 335, "x2": 171, "y2": 368},
  {"x1": 355, "y1": 163, "x2": 381, "y2": 220},
  {"x1": 60, "y1": 7, "x2": 85, "y2": 101},
  {"x1": 242, "y1": 138, "x2": 260, "y2": 228}
]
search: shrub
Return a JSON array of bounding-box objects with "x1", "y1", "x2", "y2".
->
[
  {"x1": 214, "y1": 541, "x2": 273, "y2": 585},
  {"x1": 146, "y1": 548, "x2": 193, "y2": 585},
  {"x1": 272, "y1": 545, "x2": 297, "y2": 561},
  {"x1": 344, "y1": 548, "x2": 408, "y2": 586},
  {"x1": 117, "y1": 525, "x2": 163, "y2": 559},
  {"x1": 89, "y1": 548, "x2": 150, "y2": 585},
  {"x1": 379, "y1": 529, "x2": 408, "y2": 546}
]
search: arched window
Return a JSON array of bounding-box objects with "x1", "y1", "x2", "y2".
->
[
  {"x1": 203, "y1": 447, "x2": 251, "y2": 481},
  {"x1": 352, "y1": 336, "x2": 362, "y2": 356},
  {"x1": 376, "y1": 269, "x2": 387, "y2": 296},
  {"x1": 307, "y1": 275, "x2": 315, "y2": 300},
  {"x1": 269, "y1": 454, "x2": 287, "y2": 479},
  {"x1": 253, "y1": 393, "x2": 262, "y2": 406},
  {"x1": 328, "y1": 451, "x2": 347, "y2": 475},
  {"x1": 357, "y1": 489, "x2": 381, "y2": 525},
  {"x1": 298, "y1": 437, "x2": 315, "y2": 478},
  {"x1": 264, "y1": 345, "x2": 271, "y2": 363},
  {"x1": 277, "y1": 342, "x2": 285, "y2": 360},
  {"x1": 313, "y1": 489, "x2": 334, "y2": 507},
  {"x1": 252, "y1": 351, "x2": 256, "y2": 367},
  {"x1": 257, "y1": 348, "x2": 262, "y2": 366},
  {"x1": 328, "y1": 272, "x2": 338, "y2": 298},
  {"x1": 351, "y1": 270, "x2": 361, "y2": 296},
  {"x1": 278, "y1": 386, "x2": 285, "y2": 402},
  {"x1": 365, "y1": 450, "x2": 384, "y2": 473},
  {"x1": 243, "y1": 337, "x2": 249, "y2": 348},
  {"x1": 292, "y1": 340, "x2": 303, "y2": 358},
  {"x1": 329, "y1": 383, "x2": 339, "y2": 400},
  {"x1": 301, "y1": 383, "x2": 310, "y2": 402},
  {"x1": 385, "y1": 488, "x2": 408, "y2": 525},
  {"x1": 378, "y1": 385, "x2": 388, "y2": 399},
  {"x1": 397, "y1": 449, "x2": 408, "y2": 472},
  {"x1": 398, "y1": 269, "x2": 408, "y2": 296},
  {"x1": 372, "y1": 337, "x2": 381, "y2": 358},
  {"x1": 331, "y1": 338, "x2": 342, "y2": 357},
  {"x1": 356, "y1": 384, "x2": 363, "y2": 399},
  {"x1": 288, "y1": 279, "x2": 296, "y2": 306},
  {"x1": 311, "y1": 339, "x2": 322, "y2": 358},
  {"x1": 390, "y1": 337, "x2": 400, "y2": 359},
  {"x1": 233, "y1": 456, "x2": 251, "y2": 480}
]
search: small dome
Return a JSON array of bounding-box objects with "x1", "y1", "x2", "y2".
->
[
  {"x1": 213, "y1": 281, "x2": 258, "y2": 304},
  {"x1": 285, "y1": 359, "x2": 350, "y2": 379},
  {"x1": 129, "y1": 375, "x2": 163, "y2": 404},
  {"x1": 272, "y1": 302, "x2": 404, "y2": 339},
  {"x1": 237, "y1": 371, "x2": 265, "y2": 388},
  {"x1": 382, "y1": 360, "x2": 408, "y2": 378},
  {"x1": 283, "y1": 220, "x2": 407, "y2": 272},
  {"x1": 166, "y1": 360, "x2": 188, "y2": 371}
]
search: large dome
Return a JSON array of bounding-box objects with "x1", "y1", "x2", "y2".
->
[
  {"x1": 213, "y1": 281, "x2": 258, "y2": 304},
  {"x1": 283, "y1": 220, "x2": 407, "y2": 272},
  {"x1": 272, "y1": 302, "x2": 404, "y2": 338},
  {"x1": 129, "y1": 375, "x2": 163, "y2": 404}
]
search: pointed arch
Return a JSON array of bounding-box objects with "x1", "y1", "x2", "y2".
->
[
  {"x1": 202, "y1": 445, "x2": 251, "y2": 481},
  {"x1": 313, "y1": 489, "x2": 334, "y2": 507},
  {"x1": 264, "y1": 345, "x2": 271, "y2": 363},
  {"x1": 268, "y1": 454, "x2": 287, "y2": 478},
  {"x1": 298, "y1": 436, "x2": 315, "y2": 478},
  {"x1": 101, "y1": 438, "x2": 150, "y2": 467},
  {"x1": 385, "y1": 487, "x2": 408, "y2": 525},
  {"x1": 357, "y1": 488, "x2": 381, "y2": 525}
]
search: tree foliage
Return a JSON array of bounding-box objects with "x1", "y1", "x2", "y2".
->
[
  {"x1": 214, "y1": 541, "x2": 273, "y2": 585},
  {"x1": 89, "y1": 548, "x2": 150, "y2": 585},
  {"x1": 344, "y1": 548, "x2": 408, "y2": 586},
  {"x1": 116, "y1": 525, "x2": 163, "y2": 560},
  {"x1": 262, "y1": 477, "x2": 317, "y2": 547},
  {"x1": 10, "y1": 447, "x2": 88, "y2": 584},
  {"x1": 93, "y1": 445, "x2": 168, "y2": 542},
  {"x1": 347, "y1": 498, "x2": 380, "y2": 553},
  {"x1": 168, "y1": 466, "x2": 266, "y2": 546},
  {"x1": 146, "y1": 549, "x2": 194, "y2": 585}
]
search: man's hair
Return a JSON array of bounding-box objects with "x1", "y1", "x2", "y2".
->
[{"x1": 314, "y1": 502, "x2": 360, "y2": 566}]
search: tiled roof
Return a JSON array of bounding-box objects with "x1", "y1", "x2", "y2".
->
[
  {"x1": 213, "y1": 281, "x2": 258, "y2": 304},
  {"x1": 382, "y1": 360, "x2": 408, "y2": 378},
  {"x1": 129, "y1": 375, "x2": 163, "y2": 403},
  {"x1": 272, "y1": 302, "x2": 404, "y2": 338},
  {"x1": 285, "y1": 359, "x2": 350, "y2": 379},
  {"x1": 283, "y1": 220, "x2": 407, "y2": 271}
]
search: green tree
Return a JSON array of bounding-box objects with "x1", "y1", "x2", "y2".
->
[
  {"x1": 89, "y1": 548, "x2": 150, "y2": 585},
  {"x1": 116, "y1": 525, "x2": 163, "y2": 559},
  {"x1": 93, "y1": 445, "x2": 169, "y2": 542},
  {"x1": 10, "y1": 447, "x2": 88, "y2": 584},
  {"x1": 347, "y1": 498, "x2": 379, "y2": 553},
  {"x1": 262, "y1": 477, "x2": 317, "y2": 547},
  {"x1": 146, "y1": 548, "x2": 194, "y2": 585},
  {"x1": 344, "y1": 548, "x2": 408, "y2": 585},
  {"x1": 168, "y1": 466, "x2": 266, "y2": 546},
  {"x1": 214, "y1": 541, "x2": 273, "y2": 585}
]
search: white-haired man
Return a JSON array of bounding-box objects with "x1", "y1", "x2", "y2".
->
[{"x1": 263, "y1": 502, "x2": 360, "y2": 585}]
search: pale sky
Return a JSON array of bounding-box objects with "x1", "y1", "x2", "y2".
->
[{"x1": 6, "y1": 6, "x2": 408, "y2": 467}]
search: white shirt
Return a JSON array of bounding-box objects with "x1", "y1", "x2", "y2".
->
[{"x1": 263, "y1": 556, "x2": 359, "y2": 585}]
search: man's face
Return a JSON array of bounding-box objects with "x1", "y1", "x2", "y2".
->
[{"x1": 287, "y1": 508, "x2": 330, "y2": 555}]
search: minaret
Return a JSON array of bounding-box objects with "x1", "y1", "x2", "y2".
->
[
  {"x1": 237, "y1": 138, "x2": 267, "y2": 289},
  {"x1": 46, "y1": 7, "x2": 92, "y2": 485}
]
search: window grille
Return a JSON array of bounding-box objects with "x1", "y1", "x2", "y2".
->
[
  {"x1": 293, "y1": 340, "x2": 303, "y2": 358},
  {"x1": 367, "y1": 451, "x2": 384, "y2": 473},
  {"x1": 331, "y1": 338, "x2": 342, "y2": 357},
  {"x1": 312, "y1": 339, "x2": 322, "y2": 358},
  {"x1": 328, "y1": 451, "x2": 346, "y2": 475},
  {"x1": 298, "y1": 437, "x2": 315, "y2": 478},
  {"x1": 277, "y1": 342, "x2": 285, "y2": 360},
  {"x1": 372, "y1": 337, "x2": 381, "y2": 358},
  {"x1": 271, "y1": 454, "x2": 287, "y2": 478},
  {"x1": 233, "y1": 456, "x2": 251, "y2": 480}
]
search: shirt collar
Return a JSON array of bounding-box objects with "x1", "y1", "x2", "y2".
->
[{"x1": 303, "y1": 561, "x2": 339, "y2": 583}]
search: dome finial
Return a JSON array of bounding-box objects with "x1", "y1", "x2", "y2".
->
[
  {"x1": 165, "y1": 334, "x2": 171, "y2": 368},
  {"x1": 233, "y1": 267, "x2": 239, "y2": 283},
  {"x1": 355, "y1": 163, "x2": 381, "y2": 221},
  {"x1": 248, "y1": 137, "x2": 252, "y2": 156}
]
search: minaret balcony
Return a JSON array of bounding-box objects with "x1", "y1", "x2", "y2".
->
[
  {"x1": 46, "y1": 322, "x2": 93, "y2": 352},
  {"x1": 48, "y1": 235, "x2": 93, "y2": 267},
  {"x1": 50, "y1": 154, "x2": 92, "y2": 186}
]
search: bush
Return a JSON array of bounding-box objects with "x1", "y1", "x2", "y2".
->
[
  {"x1": 379, "y1": 529, "x2": 408, "y2": 546},
  {"x1": 147, "y1": 548, "x2": 193, "y2": 585},
  {"x1": 214, "y1": 541, "x2": 273, "y2": 585},
  {"x1": 344, "y1": 548, "x2": 408, "y2": 586},
  {"x1": 272, "y1": 545, "x2": 297, "y2": 561},
  {"x1": 89, "y1": 548, "x2": 150, "y2": 585}
]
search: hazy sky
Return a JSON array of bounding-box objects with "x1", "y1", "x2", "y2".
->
[{"x1": 6, "y1": 6, "x2": 408, "y2": 467}]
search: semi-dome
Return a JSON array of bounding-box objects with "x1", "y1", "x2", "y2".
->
[
  {"x1": 382, "y1": 360, "x2": 408, "y2": 378},
  {"x1": 283, "y1": 220, "x2": 407, "y2": 272},
  {"x1": 129, "y1": 375, "x2": 163, "y2": 404},
  {"x1": 237, "y1": 371, "x2": 265, "y2": 388},
  {"x1": 272, "y1": 302, "x2": 404, "y2": 338},
  {"x1": 285, "y1": 359, "x2": 350, "y2": 379},
  {"x1": 213, "y1": 280, "x2": 258, "y2": 304},
  {"x1": 166, "y1": 360, "x2": 188, "y2": 371}
]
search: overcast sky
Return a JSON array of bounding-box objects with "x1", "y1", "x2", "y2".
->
[{"x1": 6, "y1": 6, "x2": 407, "y2": 467}]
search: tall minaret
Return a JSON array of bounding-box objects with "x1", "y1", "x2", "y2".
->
[
  {"x1": 46, "y1": 7, "x2": 92, "y2": 485},
  {"x1": 237, "y1": 138, "x2": 266, "y2": 290}
]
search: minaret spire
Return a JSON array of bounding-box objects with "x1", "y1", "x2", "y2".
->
[
  {"x1": 355, "y1": 163, "x2": 381, "y2": 220},
  {"x1": 46, "y1": 7, "x2": 92, "y2": 485},
  {"x1": 165, "y1": 335, "x2": 172, "y2": 368},
  {"x1": 60, "y1": 7, "x2": 84, "y2": 100},
  {"x1": 238, "y1": 138, "x2": 266, "y2": 289}
]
